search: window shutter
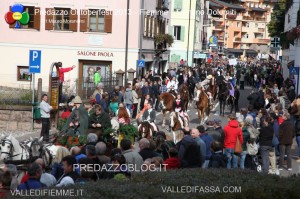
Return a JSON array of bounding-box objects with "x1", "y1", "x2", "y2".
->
[
  {"x1": 104, "y1": 11, "x2": 113, "y2": 33},
  {"x1": 154, "y1": 18, "x2": 157, "y2": 36},
  {"x1": 146, "y1": 15, "x2": 149, "y2": 37},
  {"x1": 80, "y1": 9, "x2": 89, "y2": 32},
  {"x1": 147, "y1": 15, "x2": 151, "y2": 37},
  {"x1": 180, "y1": 26, "x2": 185, "y2": 41},
  {"x1": 157, "y1": 0, "x2": 163, "y2": 8},
  {"x1": 69, "y1": 9, "x2": 78, "y2": 32},
  {"x1": 144, "y1": 16, "x2": 147, "y2": 36},
  {"x1": 33, "y1": 7, "x2": 40, "y2": 30},
  {"x1": 162, "y1": 21, "x2": 166, "y2": 34},
  {"x1": 169, "y1": 25, "x2": 173, "y2": 37},
  {"x1": 9, "y1": 6, "x2": 15, "y2": 28},
  {"x1": 174, "y1": 0, "x2": 183, "y2": 11},
  {"x1": 45, "y1": 8, "x2": 54, "y2": 30},
  {"x1": 150, "y1": 16, "x2": 153, "y2": 37}
]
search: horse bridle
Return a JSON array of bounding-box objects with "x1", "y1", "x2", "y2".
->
[
  {"x1": 1, "y1": 139, "x2": 14, "y2": 156},
  {"x1": 1, "y1": 138, "x2": 26, "y2": 159}
]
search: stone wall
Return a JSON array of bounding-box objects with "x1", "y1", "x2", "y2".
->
[{"x1": 0, "y1": 110, "x2": 41, "y2": 131}]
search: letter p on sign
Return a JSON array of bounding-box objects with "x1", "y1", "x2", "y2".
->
[{"x1": 29, "y1": 50, "x2": 41, "y2": 73}]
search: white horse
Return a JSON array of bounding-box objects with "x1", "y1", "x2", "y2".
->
[
  {"x1": 0, "y1": 134, "x2": 58, "y2": 167},
  {"x1": 0, "y1": 134, "x2": 30, "y2": 161}
]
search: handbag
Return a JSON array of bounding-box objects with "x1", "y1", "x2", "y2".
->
[{"x1": 234, "y1": 136, "x2": 242, "y2": 154}]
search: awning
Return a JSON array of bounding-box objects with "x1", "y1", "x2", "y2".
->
[
  {"x1": 209, "y1": 1, "x2": 223, "y2": 9},
  {"x1": 249, "y1": 7, "x2": 266, "y2": 12},
  {"x1": 211, "y1": 0, "x2": 246, "y2": 11}
]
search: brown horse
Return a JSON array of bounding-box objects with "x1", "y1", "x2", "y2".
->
[
  {"x1": 179, "y1": 83, "x2": 189, "y2": 111},
  {"x1": 158, "y1": 92, "x2": 175, "y2": 128},
  {"x1": 196, "y1": 87, "x2": 210, "y2": 124}
]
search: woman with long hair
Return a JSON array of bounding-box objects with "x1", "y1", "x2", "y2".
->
[
  {"x1": 118, "y1": 106, "x2": 130, "y2": 125},
  {"x1": 136, "y1": 94, "x2": 151, "y2": 121}
]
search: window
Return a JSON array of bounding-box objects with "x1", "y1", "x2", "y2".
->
[
  {"x1": 54, "y1": 8, "x2": 70, "y2": 30},
  {"x1": 255, "y1": 23, "x2": 258, "y2": 28},
  {"x1": 17, "y1": 66, "x2": 32, "y2": 81},
  {"x1": 237, "y1": 22, "x2": 240, "y2": 27},
  {"x1": 243, "y1": 34, "x2": 249, "y2": 39},
  {"x1": 89, "y1": 9, "x2": 104, "y2": 32},
  {"x1": 45, "y1": 8, "x2": 78, "y2": 32},
  {"x1": 9, "y1": 6, "x2": 40, "y2": 30},
  {"x1": 174, "y1": 26, "x2": 181, "y2": 40},
  {"x1": 21, "y1": 6, "x2": 35, "y2": 29},
  {"x1": 174, "y1": 0, "x2": 182, "y2": 11}
]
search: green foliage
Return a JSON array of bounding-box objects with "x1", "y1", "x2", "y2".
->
[
  {"x1": 119, "y1": 124, "x2": 138, "y2": 139},
  {"x1": 267, "y1": 0, "x2": 286, "y2": 38},
  {"x1": 21, "y1": 169, "x2": 300, "y2": 199},
  {"x1": 57, "y1": 118, "x2": 67, "y2": 131},
  {"x1": 154, "y1": 34, "x2": 174, "y2": 47}
]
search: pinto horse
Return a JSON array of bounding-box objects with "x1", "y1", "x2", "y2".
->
[
  {"x1": 196, "y1": 87, "x2": 210, "y2": 124},
  {"x1": 179, "y1": 83, "x2": 189, "y2": 111},
  {"x1": 159, "y1": 92, "x2": 175, "y2": 128},
  {"x1": 138, "y1": 121, "x2": 158, "y2": 139}
]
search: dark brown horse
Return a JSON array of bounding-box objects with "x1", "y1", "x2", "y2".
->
[
  {"x1": 196, "y1": 87, "x2": 210, "y2": 124},
  {"x1": 158, "y1": 92, "x2": 175, "y2": 128},
  {"x1": 179, "y1": 83, "x2": 189, "y2": 111}
]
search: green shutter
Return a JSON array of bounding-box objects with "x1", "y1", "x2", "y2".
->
[
  {"x1": 169, "y1": 25, "x2": 173, "y2": 36},
  {"x1": 174, "y1": 0, "x2": 182, "y2": 11},
  {"x1": 180, "y1": 26, "x2": 185, "y2": 41}
]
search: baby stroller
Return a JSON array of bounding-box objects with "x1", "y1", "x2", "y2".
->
[{"x1": 244, "y1": 139, "x2": 262, "y2": 172}]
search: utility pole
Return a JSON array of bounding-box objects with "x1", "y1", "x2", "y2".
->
[
  {"x1": 187, "y1": 0, "x2": 192, "y2": 66},
  {"x1": 138, "y1": 0, "x2": 145, "y2": 79},
  {"x1": 125, "y1": 0, "x2": 130, "y2": 85}
]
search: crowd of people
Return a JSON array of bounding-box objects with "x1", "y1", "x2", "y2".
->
[{"x1": 1, "y1": 57, "x2": 300, "y2": 197}]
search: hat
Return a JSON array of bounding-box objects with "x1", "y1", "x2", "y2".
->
[
  {"x1": 207, "y1": 75, "x2": 213, "y2": 80},
  {"x1": 72, "y1": 96, "x2": 82, "y2": 104}
]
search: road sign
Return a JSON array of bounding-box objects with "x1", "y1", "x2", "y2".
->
[
  {"x1": 271, "y1": 37, "x2": 280, "y2": 48},
  {"x1": 209, "y1": 36, "x2": 218, "y2": 47},
  {"x1": 137, "y1": 60, "x2": 145, "y2": 68},
  {"x1": 29, "y1": 50, "x2": 41, "y2": 73},
  {"x1": 289, "y1": 67, "x2": 299, "y2": 75}
]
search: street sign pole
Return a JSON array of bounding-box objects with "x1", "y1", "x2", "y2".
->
[{"x1": 32, "y1": 73, "x2": 35, "y2": 130}]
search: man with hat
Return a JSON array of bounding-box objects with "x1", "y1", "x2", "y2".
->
[{"x1": 62, "y1": 96, "x2": 89, "y2": 135}]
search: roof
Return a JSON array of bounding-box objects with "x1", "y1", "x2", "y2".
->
[
  {"x1": 209, "y1": 1, "x2": 223, "y2": 9},
  {"x1": 211, "y1": 0, "x2": 246, "y2": 11},
  {"x1": 249, "y1": 7, "x2": 266, "y2": 12}
]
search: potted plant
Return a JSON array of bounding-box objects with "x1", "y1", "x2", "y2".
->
[
  {"x1": 117, "y1": 124, "x2": 138, "y2": 148},
  {"x1": 154, "y1": 34, "x2": 174, "y2": 48}
]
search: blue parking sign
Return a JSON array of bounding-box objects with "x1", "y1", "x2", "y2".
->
[{"x1": 29, "y1": 50, "x2": 41, "y2": 73}]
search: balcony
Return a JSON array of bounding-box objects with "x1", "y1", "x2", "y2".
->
[
  {"x1": 214, "y1": 25, "x2": 224, "y2": 30},
  {"x1": 257, "y1": 28, "x2": 265, "y2": 33},
  {"x1": 218, "y1": 36, "x2": 224, "y2": 41},
  {"x1": 253, "y1": 38, "x2": 270, "y2": 44},
  {"x1": 156, "y1": 0, "x2": 169, "y2": 11},
  {"x1": 243, "y1": 16, "x2": 254, "y2": 21},
  {"x1": 233, "y1": 38, "x2": 242, "y2": 42},
  {"x1": 256, "y1": 17, "x2": 266, "y2": 21}
]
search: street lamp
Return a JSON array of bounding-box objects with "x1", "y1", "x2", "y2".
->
[{"x1": 124, "y1": 0, "x2": 130, "y2": 85}]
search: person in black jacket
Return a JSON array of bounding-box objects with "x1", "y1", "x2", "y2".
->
[
  {"x1": 259, "y1": 116, "x2": 274, "y2": 174},
  {"x1": 208, "y1": 141, "x2": 226, "y2": 168}
]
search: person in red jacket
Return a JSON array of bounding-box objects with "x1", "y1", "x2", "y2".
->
[
  {"x1": 223, "y1": 114, "x2": 243, "y2": 169},
  {"x1": 56, "y1": 62, "x2": 76, "y2": 103},
  {"x1": 163, "y1": 148, "x2": 181, "y2": 170}
]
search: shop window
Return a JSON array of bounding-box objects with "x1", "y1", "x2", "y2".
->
[{"x1": 17, "y1": 66, "x2": 32, "y2": 81}]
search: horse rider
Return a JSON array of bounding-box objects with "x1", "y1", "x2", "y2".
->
[
  {"x1": 140, "y1": 101, "x2": 158, "y2": 132},
  {"x1": 225, "y1": 77, "x2": 235, "y2": 101},
  {"x1": 167, "y1": 76, "x2": 178, "y2": 94},
  {"x1": 197, "y1": 74, "x2": 214, "y2": 106},
  {"x1": 174, "y1": 94, "x2": 189, "y2": 128}
]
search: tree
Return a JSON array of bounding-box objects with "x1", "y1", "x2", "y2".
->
[{"x1": 267, "y1": 0, "x2": 286, "y2": 38}]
